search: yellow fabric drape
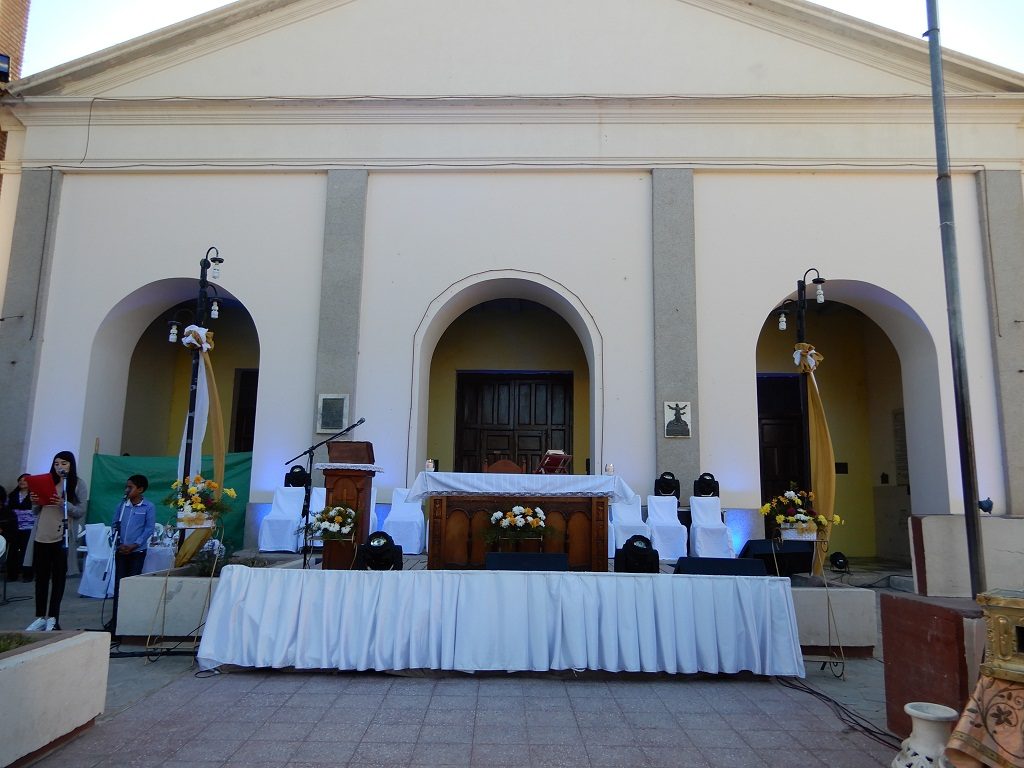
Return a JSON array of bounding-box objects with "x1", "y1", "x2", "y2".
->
[{"x1": 796, "y1": 342, "x2": 836, "y2": 576}]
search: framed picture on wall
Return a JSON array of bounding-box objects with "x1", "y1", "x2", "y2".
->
[
  {"x1": 664, "y1": 401, "x2": 691, "y2": 438},
  {"x1": 316, "y1": 394, "x2": 350, "y2": 434}
]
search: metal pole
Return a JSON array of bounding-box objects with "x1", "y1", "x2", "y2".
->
[
  {"x1": 180, "y1": 256, "x2": 210, "y2": 493},
  {"x1": 925, "y1": 0, "x2": 985, "y2": 596}
]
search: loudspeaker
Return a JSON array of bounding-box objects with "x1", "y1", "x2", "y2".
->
[
  {"x1": 738, "y1": 539, "x2": 815, "y2": 577},
  {"x1": 673, "y1": 557, "x2": 767, "y2": 576},
  {"x1": 484, "y1": 552, "x2": 569, "y2": 571}
]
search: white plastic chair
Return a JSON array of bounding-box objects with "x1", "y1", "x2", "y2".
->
[
  {"x1": 645, "y1": 495, "x2": 688, "y2": 561},
  {"x1": 382, "y1": 488, "x2": 426, "y2": 555},
  {"x1": 78, "y1": 523, "x2": 115, "y2": 598},
  {"x1": 688, "y1": 495, "x2": 735, "y2": 558},
  {"x1": 258, "y1": 487, "x2": 327, "y2": 552},
  {"x1": 611, "y1": 495, "x2": 649, "y2": 550}
]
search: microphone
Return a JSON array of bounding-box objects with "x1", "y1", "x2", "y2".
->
[
  {"x1": 57, "y1": 467, "x2": 68, "y2": 477},
  {"x1": 356, "y1": 417, "x2": 365, "y2": 427}
]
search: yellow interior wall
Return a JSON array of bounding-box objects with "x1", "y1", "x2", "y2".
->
[
  {"x1": 756, "y1": 304, "x2": 899, "y2": 557},
  {"x1": 428, "y1": 300, "x2": 591, "y2": 473},
  {"x1": 122, "y1": 304, "x2": 259, "y2": 456}
]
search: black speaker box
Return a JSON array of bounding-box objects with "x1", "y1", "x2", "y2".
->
[
  {"x1": 673, "y1": 557, "x2": 767, "y2": 576},
  {"x1": 484, "y1": 552, "x2": 569, "y2": 571},
  {"x1": 738, "y1": 539, "x2": 814, "y2": 576}
]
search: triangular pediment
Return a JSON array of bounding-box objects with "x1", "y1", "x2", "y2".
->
[{"x1": 11, "y1": 0, "x2": 1024, "y2": 99}]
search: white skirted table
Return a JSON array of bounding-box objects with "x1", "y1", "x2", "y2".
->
[{"x1": 197, "y1": 565, "x2": 805, "y2": 677}]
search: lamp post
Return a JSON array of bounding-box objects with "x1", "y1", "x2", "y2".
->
[
  {"x1": 776, "y1": 268, "x2": 826, "y2": 491},
  {"x1": 168, "y1": 247, "x2": 224, "y2": 498}
]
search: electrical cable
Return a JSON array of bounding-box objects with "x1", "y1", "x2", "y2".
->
[{"x1": 777, "y1": 676, "x2": 902, "y2": 751}]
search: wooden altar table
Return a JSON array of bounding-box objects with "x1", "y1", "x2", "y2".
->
[{"x1": 407, "y1": 472, "x2": 636, "y2": 572}]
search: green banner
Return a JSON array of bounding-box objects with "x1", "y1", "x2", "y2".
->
[{"x1": 88, "y1": 453, "x2": 252, "y2": 553}]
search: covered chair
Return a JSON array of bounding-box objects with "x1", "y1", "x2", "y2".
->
[
  {"x1": 484, "y1": 458, "x2": 523, "y2": 473},
  {"x1": 611, "y1": 494, "x2": 649, "y2": 551},
  {"x1": 688, "y1": 495, "x2": 735, "y2": 558},
  {"x1": 258, "y1": 486, "x2": 326, "y2": 552},
  {"x1": 78, "y1": 523, "x2": 115, "y2": 598},
  {"x1": 645, "y1": 495, "x2": 688, "y2": 561},
  {"x1": 382, "y1": 488, "x2": 425, "y2": 555}
]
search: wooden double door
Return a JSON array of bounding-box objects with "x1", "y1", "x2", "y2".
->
[{"x1": 455, "y1": 372, "x2": 573, "y2": 473}]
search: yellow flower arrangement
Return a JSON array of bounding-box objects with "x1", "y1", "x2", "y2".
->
[
  {"x1": 299, "y1": 506, "x2": 358, "y2": 541},
  {"x1": 760, "y1": 485, "x2": 843, "y2": 533},
  {"x1": 485, "y1": 505, "x2": 548, "y2": 542},
  {"x1": 165, "y1": 474, "x2": 236, "y2": 528}
]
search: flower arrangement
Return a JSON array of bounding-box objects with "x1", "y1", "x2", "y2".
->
[
  {"x1": 166, "y1": 475, "x2": 236, "y2": 528},
  {"x1": 760, "y1": 486, "x2": 842, "y2": 533},
  {"x1": 485, "y1": 504, "x2": 547, "y2": 542},
  {"x1": 300, "y1": 506, "x2": 358, "y2": 541}
]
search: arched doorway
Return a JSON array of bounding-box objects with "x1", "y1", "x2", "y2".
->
[
  {"x1": 82, "y1": 279, "x2": 259, "y2": 463},
  {"x1": 427, "y1": 298, "x2": 590, "y2": 473},
  {"x1": 756, "y1": 300, "x2": 907, "y2": 560},
  {"x1": 407, "y1": 271, "x2": 603, "y2": 483}
]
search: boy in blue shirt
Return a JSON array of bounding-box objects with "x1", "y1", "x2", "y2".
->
[{"x1": 106, "y1": 474, "x2": 156, "y2": 637}]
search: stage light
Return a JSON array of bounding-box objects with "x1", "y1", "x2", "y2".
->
[
  {"x1": 357, "y1": 531, "x2": 403, "y2": 571},
  {"x1": 614, "y1": 534, "x2": 660, "y2": 573},
  {"x1": 829, "y1": 551, "x2": 849, "y2": 573}
]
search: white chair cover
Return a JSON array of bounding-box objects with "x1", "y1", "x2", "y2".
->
[
  {"x1": 611, "y1": 495, "x2": 649, "y2": 550},
  {"x1": 645, "y1": 495, "x2": 688, "y2": 561},
  {"x1": 258, "y1": 487, "x2": 327, "y2": 552},
  {"x1": 382, "y1": 488, "x2": 426, "y2": 555},
  {"x1": 368, "y1": 486, "x2": 378, "y2": 535},
  {"x1": 688, "y1": 496, "x2": 735, "y2": 558},
  {"x1": 78, "y1": 523, "x2": 115, "y2": 598}
]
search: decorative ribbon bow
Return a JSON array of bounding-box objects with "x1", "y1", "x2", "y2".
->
[{"x1": 793, "y1": 342, "x2": 824, "y2": 373}]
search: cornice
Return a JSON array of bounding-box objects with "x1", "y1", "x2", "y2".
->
[{"x1": 5, "y1": 95, "x2": 1023, "y2": 128}]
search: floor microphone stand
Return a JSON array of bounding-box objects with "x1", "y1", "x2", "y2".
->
[{"x1": 284, "y1": 418, "x2": 365, "y2": 570}]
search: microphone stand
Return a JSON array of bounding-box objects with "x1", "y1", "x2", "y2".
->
[
  {"x1": 284, "y1": 418, "x2": 365, "y2": 569},
  {"x1": 105, "y1": 498, "x2": 129, "y2": 582},
  {"x1": 59, "y1": 473, "x2": 70, "y2": 556}
]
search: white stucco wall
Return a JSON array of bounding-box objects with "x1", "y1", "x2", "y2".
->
[
  {"x1": 357, "y1": 171, "x2": 656, "y2": 497},
  {"x1": 27, "y1": 172, "x2": 326, "y2": 494},
  {"x1": 694, "y1": 171, "x2": 1003, "y2": 514}
]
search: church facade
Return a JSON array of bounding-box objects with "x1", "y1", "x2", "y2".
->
[{"x1": 1, "y1": 0, "x2": 1022, "y2": 594}]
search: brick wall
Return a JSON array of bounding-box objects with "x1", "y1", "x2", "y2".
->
[{"x1": 1, "y1": 0, "x2": 32, "y2": 198}]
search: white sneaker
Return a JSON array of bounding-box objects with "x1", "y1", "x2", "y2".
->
[
  {"x1": 44, "y1": 618, "x2": 57, "y2": 632},
  {"x1": 25, "y1": 617, "x2": 46, "y2": 631}
]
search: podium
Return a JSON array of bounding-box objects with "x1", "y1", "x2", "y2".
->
[{"x1": 317, "y1": 442, "x2": 379, "y2": 560}]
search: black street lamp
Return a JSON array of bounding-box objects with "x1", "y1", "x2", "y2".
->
[
  {"x1": 775, "y1": 268, "x2": 826, "y2": 491},
  {"x1": 167, "y1": 247, "x2": 224, "y2": 498}
]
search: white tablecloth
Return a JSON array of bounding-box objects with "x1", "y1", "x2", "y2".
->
[
  {"x1": 197, "y1": 566, "x2": 804, "y2": 677},
  {"x1": 406, "y1": 472, "x2": 635, "y2": 503}
]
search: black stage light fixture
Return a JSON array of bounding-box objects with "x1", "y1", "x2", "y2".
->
[
  {"x1": 283, "y1": 465, "x2": 310, "y2": 487},
  {"x1": 356, "y1": 531, "x2": 403, "y2": 571},
  {"x1": 614, "y1": 534, "x2": 660, "y2": 573},
  {"x1": 829, "y1": 551, "x2": 850, "y2": 573}
]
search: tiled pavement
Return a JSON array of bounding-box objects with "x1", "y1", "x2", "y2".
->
[
  {"x1": 30, "y1": 668, "x2": 899, "y2": 768},
  {"x1": 3, "y1": 569, "x2": 903, "y2": 768}
]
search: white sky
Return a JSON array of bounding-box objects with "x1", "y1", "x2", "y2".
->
[{"x1": 20, "y1": 0, "x2": 1024, "y2": 77}]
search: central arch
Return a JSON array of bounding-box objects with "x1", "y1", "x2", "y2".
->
[{"x1": 408, "y1": 270, "x2": 604, "y2": 482}]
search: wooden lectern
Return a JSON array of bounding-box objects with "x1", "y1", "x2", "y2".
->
[{"x1": 322, "y1": 441, "x2": 377, "y2": 547}]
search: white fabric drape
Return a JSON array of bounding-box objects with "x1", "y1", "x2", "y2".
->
[
  {"x1": 198, "y1": 566, "x2": 805, "y2": 677},
  {"x1": 406, "y1": 472, "x2": 635, "y2": 503}
]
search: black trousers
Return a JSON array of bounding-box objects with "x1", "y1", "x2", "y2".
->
[
  {"x1": 110, "y1": 550, "x2": 147, "y2": 633},
  {"x1": 5, "y1": 529, "x2": 31, "y2": 580},
  {"x1": 33, "y1": 541, "x2": 67, "y2": 621}
]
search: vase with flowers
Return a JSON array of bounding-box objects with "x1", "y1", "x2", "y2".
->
[
  {"x1": 298, "y1": 506, "x2": 358, "y2": 569},
  {"x1": 485, "y1": 505, "x2": 549, "y2": 552},
  {"x1": 760, "y1": 485, "x2": 842, "y2": 540}
]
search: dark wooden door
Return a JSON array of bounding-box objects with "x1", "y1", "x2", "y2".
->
[
  {"x1": 756, "y1": 374, "x2": 807, "y2": 502},
  {"x1": 455, "y1": 372, "x2": 573, "y2": 473}
]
